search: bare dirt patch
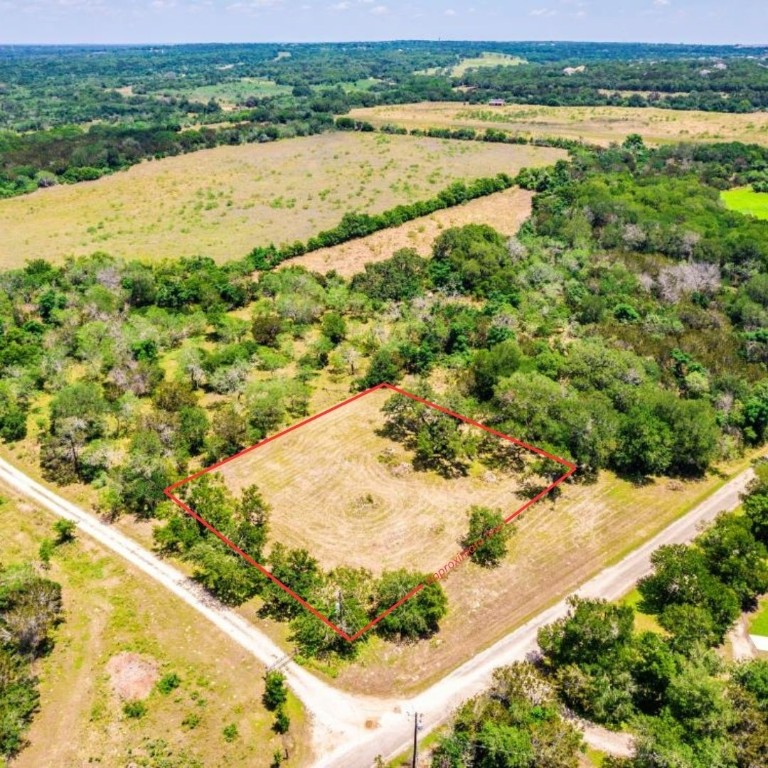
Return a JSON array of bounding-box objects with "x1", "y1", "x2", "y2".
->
[
  {"x1": 106, "y1": 652, "x2": 159, "y2": 700},
  {"x1": 349, "y1": 102, "x2": 768, "y2": 147},
  {"x1": 283, "y1": 187, "x2": 534, "y2": 277}
]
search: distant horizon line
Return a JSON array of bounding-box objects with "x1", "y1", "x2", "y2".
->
[{"x1": 1, "y1": 39, "x2": 768, "y2": 49}]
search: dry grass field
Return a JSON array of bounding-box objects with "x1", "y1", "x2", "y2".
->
[
  {"x1": 0, "y1": 132, "x2": 563, "y2": 270},
  {"x1": 211, "y1": 388, "x2": 541, "y2": 575},
  {"x1": 349, "y1": 102, "x2": 768, "y2": 147},
  {"x1": 0, "y1": 485, "x2": 309, "y2": 768},
  {"x1": 170, "y1": 78, "x2": 292, "y2": 108},
  {"x1": 282, "y1": 187, "x2": 534, "y2": 277}
]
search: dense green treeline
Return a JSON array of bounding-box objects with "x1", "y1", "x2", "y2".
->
[
  {"x1": 3, "y1": 42, "x2": 764, "y2": 129},
  {"x1": 431, "y1": 662, "x2": 585, "y2": 767},
  {"x1": 433, "y1": 470, "x2": 768, "y2": 767}
]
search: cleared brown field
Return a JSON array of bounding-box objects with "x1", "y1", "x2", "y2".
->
[
  {"x1": 349, "y1": 102, "x2": 768, "y2": 147},
  {"x1": 212, "y1": 388, "x2": 537, "y2": 576},
  {"x1": 282, "y1": 186, "x2": 534, "y2": 277},
  {"x1": 0, "y1": 485, "x2": 308, "y2": 768},
  {"x1": 0, "y1": 132, "x2": 563, "y2": 269}
]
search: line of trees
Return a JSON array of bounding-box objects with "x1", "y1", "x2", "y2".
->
[
  {"x1": 155, "y1": 474, "x2": 448, "y2": 659},
  {"x1": 244, "y1": 173, "x2": 516, "y2": 271},
  {"x1": 337, "y1": 115, "x2": 589, "y2": 153}
]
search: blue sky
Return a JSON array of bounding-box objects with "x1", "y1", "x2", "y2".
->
[{"x1": 0, "y1": 0, "x2": 765, "y2": 46}]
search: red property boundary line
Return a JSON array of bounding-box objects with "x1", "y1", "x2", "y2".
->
[{"x1": 164, "y1": 382, "x2": 576, "y2": 643}]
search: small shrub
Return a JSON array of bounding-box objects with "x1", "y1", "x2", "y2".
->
[
  {"x1": 39, "y1": 539, "x2": 54, "y2": 568},
  {"x1": 123, "y1": 700, "x2": 148, "y2": 719},
  {"x1": 462, "y1": 506, "x2": 512, "y2": 567},
  {"x1": 222, "y1": 723, "x2": 239, "y2": 742},
  {"x1": 613, "y1": 303, "x2": 640, "y2": 323},
  {"x1": 182, "y1": 712, "x2": 201, "y2": 730},
  {"x1": 273, "y1": 706, "x2": 290, "y2": 734},
  {"x1": 156, "y1": 672, "x2": 181, "y2": 695},
  {"x1": 53, "y1": 519, "x2": 77, "y2": 544},
  {"x1": 263, "y1": 671, "x2": 288, "y2": 711}
]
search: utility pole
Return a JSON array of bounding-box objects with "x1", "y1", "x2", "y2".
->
[{"x1": 411, "y1": 712, "x2": 423, "y2": 768}]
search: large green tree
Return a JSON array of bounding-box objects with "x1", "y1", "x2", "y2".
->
[
  {"x1": 462, "y1": 506, "x2": 511, "y2": 567},
  {"x1": 373, "y1": 570, "x2": 448, "y2": 641}
]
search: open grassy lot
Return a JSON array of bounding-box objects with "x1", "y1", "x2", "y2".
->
[
  {"x1": 722, "y1": 187, "x2": 768, "y2": 220},
  {"x1": 161, "y1": 78, "x2": 292, "y2": 109},
  {"x1": 348, "y1": 102, "x2": 768, "y2": 147},
  {"x1": 326, "y1": 449, "x2": 761, "y2": 695},
  {"x1": 282, "y1": 186, "x2": 534, "y2": 276},
  {"x1": 0, "y1": 486, "x2": 308, "y2": 768},
  {"x1": 418, "y1": 52, "x2": 526, "y2": 77},
  {"x1": 0, "y1": 132, "x2": 563, "y2": 270},
  {"x1": 212, "y1": 387, "x2": 538, "y2": 575}
]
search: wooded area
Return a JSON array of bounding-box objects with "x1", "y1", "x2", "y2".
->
[{"x1": 2, "y1": 41, "x2": 768, "y2": 199}]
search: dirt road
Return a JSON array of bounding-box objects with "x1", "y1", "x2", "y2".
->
[
  {"x1": 0, "y1": 456, "x2": 383, "y2": 758},
  {"x1": 0, "y1": 455, "x2": 754, "y2": 766}
]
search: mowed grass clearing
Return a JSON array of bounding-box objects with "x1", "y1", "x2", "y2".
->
[
  {"x1": 0, "y1": 487, "x2": 309, "y2": 768},
  {"x1": 160, "y1": 78, "x2": 292, "y2": 109},
  {"x1": 211, "y1": 388, "x2": 537, "y2": 576},
  {"x1": 349, "y1": 102, "x2": 768, "y2": 147},
  {"x1": 0, "y1": 132, "x2": 563, "y2": 269},
  {"x1": 282, "y1": 186, "x2": 534, "y2": 276},
  {"x1": 327, "y1": 448, "x2": 762, "y2": 695},
  {"x1": 722, "y1": 187, "x2": 768, "y2": 220}
]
